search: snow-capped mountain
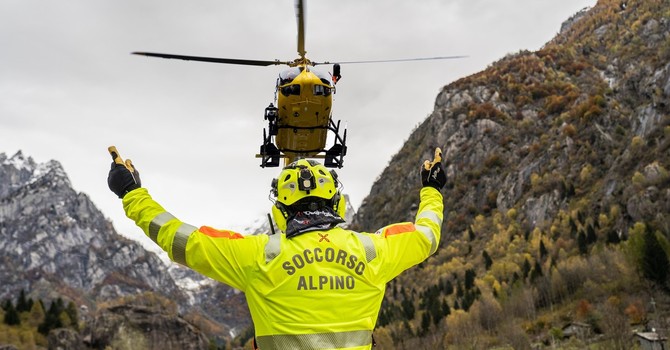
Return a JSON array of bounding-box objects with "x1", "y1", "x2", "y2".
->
[{"x1": 0, "y1": 151, "x2": 249, "y2": 330}]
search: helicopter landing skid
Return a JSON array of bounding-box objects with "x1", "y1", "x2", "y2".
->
[
  {"x1": 258, "y1": 128, "x2": 281, "y2": 168},
  {"x1": 324, "y1": 119, "x2": 347, "y2": 168}
]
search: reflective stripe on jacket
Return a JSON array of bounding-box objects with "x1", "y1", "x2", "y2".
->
[{"x1": 123, "y1": 187, "x2": 443, "y2": 350}]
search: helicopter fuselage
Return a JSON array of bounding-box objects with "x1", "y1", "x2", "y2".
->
[{"x1": 274, "y1": 66, "x2": 334, "y2": 161}]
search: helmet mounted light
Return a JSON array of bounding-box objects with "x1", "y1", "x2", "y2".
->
[{"x1": 298, "y1": 167, "x2": 316, "y2": 192}]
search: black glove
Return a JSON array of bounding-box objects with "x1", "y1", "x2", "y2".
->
[
  {"x1": 108, "y1": 162, "x2": 141, "y2": 198},
  {"x1": 421, "y1": 148, "x2": 446, "y2": 190}
]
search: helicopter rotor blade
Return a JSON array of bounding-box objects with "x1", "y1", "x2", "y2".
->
[
  {"x1": 295, "y1": 0, "x2": 306, "y2": 59},
  {"x1": 313, "y1": 55, "x2": 468, "y2": 66},
  {"x1": 133, "y1": 52, "x2": 287, "y2": 67}
]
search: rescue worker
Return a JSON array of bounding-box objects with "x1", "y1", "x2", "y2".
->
[{"x1": 107, "y1": 148, "x2": 446, "y2": 350}]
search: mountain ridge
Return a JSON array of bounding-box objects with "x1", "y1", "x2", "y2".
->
[
  {"x1": 351, "y1": 0, "x2": 670, "y2": 348},
  {"x1": 1, "y1": 151, "x2": 185, "y2": 303},
  {"x1": 0, "y1": 151, "x2": 251, "y2": 348}
]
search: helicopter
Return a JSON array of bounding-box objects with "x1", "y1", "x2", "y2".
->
[{"x1": 133, "y1": 0, "x2": 464, "y2": 168}]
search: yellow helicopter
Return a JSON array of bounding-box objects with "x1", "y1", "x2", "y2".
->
[{"x1": 133, "y1": 0, "x2": 464, "y2": 168}]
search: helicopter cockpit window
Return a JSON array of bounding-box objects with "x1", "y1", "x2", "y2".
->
[
  {"x1": 279, "y1": 67, "x2": 304, "y2": 85},
  {"x1": 281, "y1": 84, "x2": 301, "y2": 96},
  {"x1": 313, "y1": 84, "x2": 331, "y2": 96}
]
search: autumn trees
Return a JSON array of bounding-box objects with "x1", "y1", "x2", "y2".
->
[{"x1": 1, "y1": 290, "x2": 79, "y2": 348}]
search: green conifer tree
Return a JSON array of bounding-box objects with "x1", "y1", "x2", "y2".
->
[
  {"x1": 401, "y1": 298, "x2": 415, "y2": 320},
  {"x1": 38, "y1": 299, "x2": 64, "y2": 335},
  {"x1": 482, "y1": 250, "x2": 493, "y2": 270},
  {"x1": 462, "y1": 291, "x2": 475, "y2": 311},
  {"x1": 522, "y1": 259, "x2": 531, "y2": 279},
  {"x1": 2, "y1": 299, "x2": 10, "y2": 311},
  {"x1": 456, "y1": 281, "x2": 464, "y2": 298},
  {"x1": 17, "y1": 289, "x2": 29, "y2": 312},
  {"x1": 445, "y1": 279, "x2": 454, "y2": 295},
  {"x1": 430, "y1": 300, "x2": 442, "y2": 326},
  {"x1": 586, "y1": 224, "x2": 597, "y2": 244},
  {"x1": 441, "y1": 298, "x2": 451, "y2": 317},
  {"x1": 642, "y1": 226, "x2": 669, "y2": 285},
  {"x1": 569, "y1": 217, "x2": 578, "y2": 238},
  {"x1": 577, "y1": 231, "x2": 588, "y2": 255},
  {"x1": 420, "y1": 312, "x2": 431, "y2": 336},
  {"x1": 539, "y1": 240, "x2": 548, "y2": 259},
  {"x1": 3, "y1": 301, "x2": 20, "y2": 326},
  {"x1": 464, "y1": 269, "x2": 476, "y2": 290},
  {"x1": 530, "y1": 260, "x2": 543, "y2": 281}
]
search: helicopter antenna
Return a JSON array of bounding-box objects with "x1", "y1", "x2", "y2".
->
[{"x1": 295, "y1": 0, "x2": 306, "y2": 61}]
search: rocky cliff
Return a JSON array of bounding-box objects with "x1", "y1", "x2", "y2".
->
[
  {"x1": 351, "y1": 0, "x2": 670, "y2": 348},
  {"x1": 0, "y1": 151, "x2": 250, "y2": 346},
  {"x1": 0, "y1": 151, "x2": 185, "y2": 305},
  {"x1": 82, "y1": 293, "x2": 210, "y2": 350},
  {"x1": 353, "y1": 0, "x2": 670, "y2": 239}
]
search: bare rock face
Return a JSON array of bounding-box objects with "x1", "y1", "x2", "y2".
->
[
  {"x1": 0, "y1": 151, "x2": 251, "y2": 338},
  {"x1": 82, "y1": 295, "x2": 209, "y2": 350},
  {"x1": 48, "y1": 328, "x2": 85, "y2": 350},
  {"x1": 625, "y1": 161, "x2": 670, "y2": 228},
  {"x1": 353, "y1": 1, "x2": 670, "y2": 254},
  {"x1": 0, "y1": 151, "x2": 186, "y2": 305}
]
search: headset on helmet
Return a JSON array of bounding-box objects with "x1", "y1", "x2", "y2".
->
[{"x1": 270, "y1": 159, "x2": 345, "y2": 232}]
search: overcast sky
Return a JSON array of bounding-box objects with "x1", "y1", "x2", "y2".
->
[{"x1": 1, "y1": 0, "x2": 595, "y2": 246}]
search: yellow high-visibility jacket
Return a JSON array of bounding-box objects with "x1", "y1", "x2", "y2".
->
[{"x1": 123, "y1": 187, "x2": 443, "y2": 350}]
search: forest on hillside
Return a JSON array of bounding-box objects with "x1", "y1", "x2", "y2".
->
[
  {"x1": 0, "y1": 290, "x2": 80, "y2": 349},
  {"x1": 352, "y1": 0, "x2": 670, "y2": 348}
]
